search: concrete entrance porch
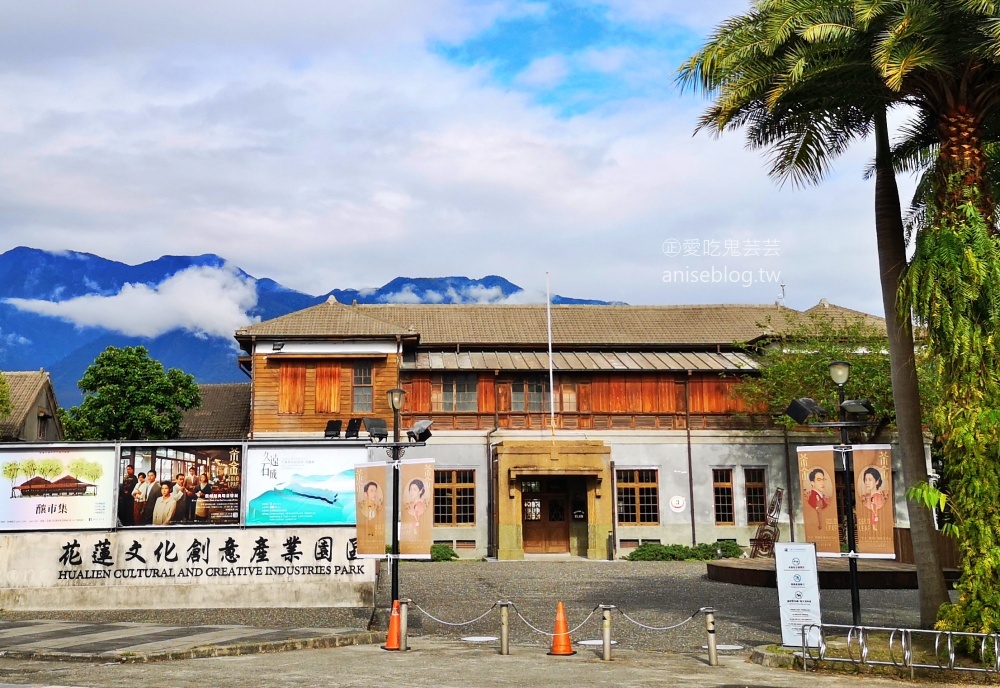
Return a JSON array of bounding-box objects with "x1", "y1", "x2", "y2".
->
[{"x1": 494, "y1": 440, "x2": 612, "y2": 560}]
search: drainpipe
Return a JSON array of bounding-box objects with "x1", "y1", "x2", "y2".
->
[
  {"x1": 685, "y1": 372, "x2": 696, "y2": 546},
  {"x1": 782, "y1": 426, "x2": 796, "y2": 542},
  {"x1": 485, "y1": 370, "x2": 500, "y2": 558}
]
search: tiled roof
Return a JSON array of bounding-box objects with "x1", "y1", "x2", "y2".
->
[
  {"x1": 235, "y1": 300, "x2": 884, "y2": 348},
  {"x1": 0, "y1": 371, "x2": 50, "y2": 440},
  {"x1": 178, "y1": 383, "x2": 250, "y2": 440},
  {"x1": 401, "y1": 350, "x2": 758, "y2": 372},
  {"x1": 237, "y1": 298, "x2": 412, "y2": 338}
]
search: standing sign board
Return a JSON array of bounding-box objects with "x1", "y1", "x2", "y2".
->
[{"x1": 775, "y1": 542, "x2": 822, "y2": 647}]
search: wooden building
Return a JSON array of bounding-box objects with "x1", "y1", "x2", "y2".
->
[
  {"x1": 0, "y1": 370, "x2": 62, "y2": 443},
  {"x1": 235, "y1": 298, "x2": 885, "y2": 559}
]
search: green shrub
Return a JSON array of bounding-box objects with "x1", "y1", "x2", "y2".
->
[
  {"x1": 625, "y1": 541, "x2": 744, "y2": 561},
  {"x1": 430, "y1": 543, "x2": 459, "y2": 561}
]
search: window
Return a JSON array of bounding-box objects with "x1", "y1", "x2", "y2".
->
[
  {"x1": 713, "y1": 468, "x2": 735, "y2": 525},
  {"x1": 278, "y1": 362, "x2": 306, "y2": 414},
  {"x1": 352, "y1": 363, "x2": 373, "y2": 413},
  {"x1": 512, "y1": 377, "x2": 549, "y2": 412},
  {"x1": 434, "y1": 470, "x2": 475, "y2": 525},
  {"x1": 744, "y1": 467, "x2": 767, "y2": 525},
  {"x1": 315, "y1": 363, "x2": 341, "y2": 413},
  {"x1": 431, "y1": 374, "x2": 478, "y2": 412},
  {"x1": 560, "y1": 382, "x2": 577, "y2": 412},
  {"x1": 616, "y1": 469, "x2": 659, "y2": 524}
]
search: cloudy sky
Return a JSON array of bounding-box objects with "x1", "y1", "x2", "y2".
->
[{"x1": 0, "y1": 0, "x2": 917, "y2": 319}]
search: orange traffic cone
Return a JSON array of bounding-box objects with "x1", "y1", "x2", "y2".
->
[
  {"x1": 547, "y1": 601, "x2": 576, "y2": 656},
  {"x1": 383, "y1": 600, "x2": 401, "y2": 651}
]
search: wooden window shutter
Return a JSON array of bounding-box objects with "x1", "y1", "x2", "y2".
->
[
  {"x1": 315, "y1": 362, "x2": 341, "y2": 413},
  {"x1": 278, "y1": 362, "x2": 306, "y2": 414}
]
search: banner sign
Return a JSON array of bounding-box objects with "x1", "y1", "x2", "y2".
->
[
  {"x1": 399, "y1": 459, "x2": 434, "y2": 559},
  {"x1": 0, "y1": 446, "x2": 116, "y2": 531},
  {"x1": 796, "y1": 447, "x2": 840, "y2": 555},
  {"x1": 852, "y1": 445, "x2": 895, "y2": 557},
  {"x1": 354, "y1": 462, "x2": 388, "y2": 558},
  {"x1": 119, "y1": 445, "x2": 242, "y2": 527},
  {"x1": 244, "y1": 445, "x2": 366, "y2": 526},
  {"x1": 775, "y1": 542, "x2": 822, "y2": 647}
]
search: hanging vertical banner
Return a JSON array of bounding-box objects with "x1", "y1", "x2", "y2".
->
[
  {"x1": 797, "y1": 447, "x2": 840, "y2": 555},
  {"x1": 399, "y1": 459, "x2": 435, "y2": 559},
  {"x1": 354, "y1": 462, "x2": 388, "y2": 559},
  {"x1": 852, "y1": 445, "x2": 895, "y2": 557}
]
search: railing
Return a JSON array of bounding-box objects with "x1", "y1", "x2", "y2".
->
[{"x1": 802, "y1": 623, "x2": 1000, "y2": 677}]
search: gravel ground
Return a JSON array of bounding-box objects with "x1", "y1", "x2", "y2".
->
[
  {"x1": 390, "y1": 559, "x2": 926, "y2": 653},
  {"x1": 4, "y1": 559, "x2": 928, "y2": 655}
]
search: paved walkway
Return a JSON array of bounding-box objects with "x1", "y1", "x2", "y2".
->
[
  {"x1": 0, "y1": 620, "x2": 377, "y2": 662},
  {"x1": 0, "y1": 559, "x2": 963, "y2": 686}
]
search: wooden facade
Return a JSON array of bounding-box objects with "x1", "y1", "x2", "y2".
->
[
  {"x1": 399, "y1": 371, "x2": 770, "y2": 432},
  {"x1": 250, "y1": 353, "x2": 400, "y2": 434}
]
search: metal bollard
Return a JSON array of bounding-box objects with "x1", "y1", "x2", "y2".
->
[
  {"x1": 600, "y1": 605, "x2": 615, "y2": 661},
  {"x1": 399, "y1": 598, "x2": 410, "y2": 651},
  {"x1": 704, "y1": 607, "x2": 718, "y2": 666},
  {"x1": 499, "y1": 600, "x2": 511, "y2": 655}
]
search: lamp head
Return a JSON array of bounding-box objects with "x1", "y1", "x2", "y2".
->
[
  {"x1": 387, "y1": 388, "x2": 406, "y2": 412},
  {"x1": 829, "y1": 360, "x2": 851, "y2": 386},
  {"x1": 407, "y1": 420, "x2": 433, "y2": 443}
]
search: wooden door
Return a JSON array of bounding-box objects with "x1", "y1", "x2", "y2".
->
[{"x1": 522, "y1": 489, "x2": 570, "y2": 554}]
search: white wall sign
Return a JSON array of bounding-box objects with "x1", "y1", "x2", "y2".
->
[
  {"x1": 668, "y1": 495, "x2": 686, "y2": 513},
  {"x1": 0, "y1": 528, "x2": 374, "y2": 611},
  {"x1": 774, "y1": 542, "x2": 823, "y2": 647}
]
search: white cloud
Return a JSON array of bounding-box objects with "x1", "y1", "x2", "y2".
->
[
  {"x1": 0, "y1": 0, "x2": 903, "y2": 319},
  {"x1": 5, "y1": 265, "x2": 259, "y2": 338},
  {"x1": 516, "y1": 55, "x2": 569, "y2": 88}
]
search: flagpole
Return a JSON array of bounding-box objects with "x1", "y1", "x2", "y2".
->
[{"x1": 547, "y1": 272, "x2": 555, "y2": 438}]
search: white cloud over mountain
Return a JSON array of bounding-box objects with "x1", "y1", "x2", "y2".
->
[{"x1": 5, "y1": 265, "x2": 258, "y2": 339}]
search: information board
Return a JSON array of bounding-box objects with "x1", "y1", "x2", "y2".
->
[{"x1": 775, "y1": 542, "x2": 822, "y2": 647}]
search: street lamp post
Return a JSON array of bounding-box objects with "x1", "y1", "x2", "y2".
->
[
  {"x1": 387, "y1": 388, "x2": 405, "y2": 606},
  {"x1": 829, "y1": 361, "x2": 862, "y2": 626}
]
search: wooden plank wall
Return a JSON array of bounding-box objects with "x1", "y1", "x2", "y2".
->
[
  {"x1": 251, "y1": 354, "x2": 399, "y2": 434},
  {"x1": 399, "y1": 372, "x2": 750, "y2": 415}
]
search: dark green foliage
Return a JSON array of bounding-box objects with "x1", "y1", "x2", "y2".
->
[
  {"x1": 61, "y1": 346, "x2": 201, "y2": 441},
  {"x1": 903, "y1": 185, "x2": 1000, "y2": 635},
  {"x1": 430, "y1": 543, "x2": 458, "y2": 562},
  {"x1": 625, "y1": 541, "x2": 744, "y2": 561},
  {"x1": 0, "y1": 374, "x2": 9, "y2": 421}
]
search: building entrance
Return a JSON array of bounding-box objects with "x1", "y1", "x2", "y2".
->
[{"x1": 521, "y1": 478, "x2": 570, "y2": 553}]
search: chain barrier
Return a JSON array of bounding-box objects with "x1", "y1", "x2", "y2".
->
[
  {"x1": 616, "y1": 606, "x2": 703, "y2": 631},
  {"x1": 411, "y1": 601, "x2": 498, "y2": 627},
  {"x1": 802, "y1": 623, "x2": 1000, "y2": 676},
  {"x1": 510, "y1": 603, "x2": 598, "y2": 637}
]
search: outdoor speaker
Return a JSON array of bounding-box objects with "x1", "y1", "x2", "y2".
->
[{"x1": 783, "y1": 397, "x2": 825, "y2": 424}]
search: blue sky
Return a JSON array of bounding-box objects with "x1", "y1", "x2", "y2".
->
[{"x1": 0, "y1": 0, "x2": 909, "y2": 338}]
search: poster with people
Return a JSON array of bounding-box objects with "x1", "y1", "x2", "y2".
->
[
  {"x1": 118, "y1": 445, "x2": 243, "y2": 527},
  {"x1": 852, "y1": 445, "x2": 895, "y2": 556},
  {"x1": 354, "y1": 462, "x2": 388, "y2": 558},
  {"x1": 0, "y1": 446, "x2": 117, "y2": 530},
  {"x1": 796, "y1": 447, "x2": 840, "y2": 555},
  {"x1": 399, "y1": 459, "x2": 435, "y2": 558},
  {"x1": 244, "y1": 445, "x2": 366, "y2": 526}
]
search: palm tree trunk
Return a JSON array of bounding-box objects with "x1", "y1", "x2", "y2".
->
[{"x1": 874, "y1": 108, "x2": 950, "y2": 627}]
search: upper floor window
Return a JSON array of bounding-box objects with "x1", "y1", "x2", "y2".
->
[
  {"x1": 353, "y1": 363, "x2": 373, "y2": 413},
  {"x1": 560, "y1": 382, "x2": 577, "y2": 412},
  {"x1": 512, "y1": 377, "x2": 549, "y2": 413},
  {"x1": 432, "y1": 374, "x2": 478, "y2": 412},
  {"x1": 278, "y1": 362, "x2": 306, "y2": 414}
]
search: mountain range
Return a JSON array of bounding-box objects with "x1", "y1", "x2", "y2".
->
[{"x1": 0, "y1": 247, "x2": 608, "y2": 406}]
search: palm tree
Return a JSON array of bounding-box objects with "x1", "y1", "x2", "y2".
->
[{"x1": 678, "y1": 0, "x2": 953, "y2": 626}]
